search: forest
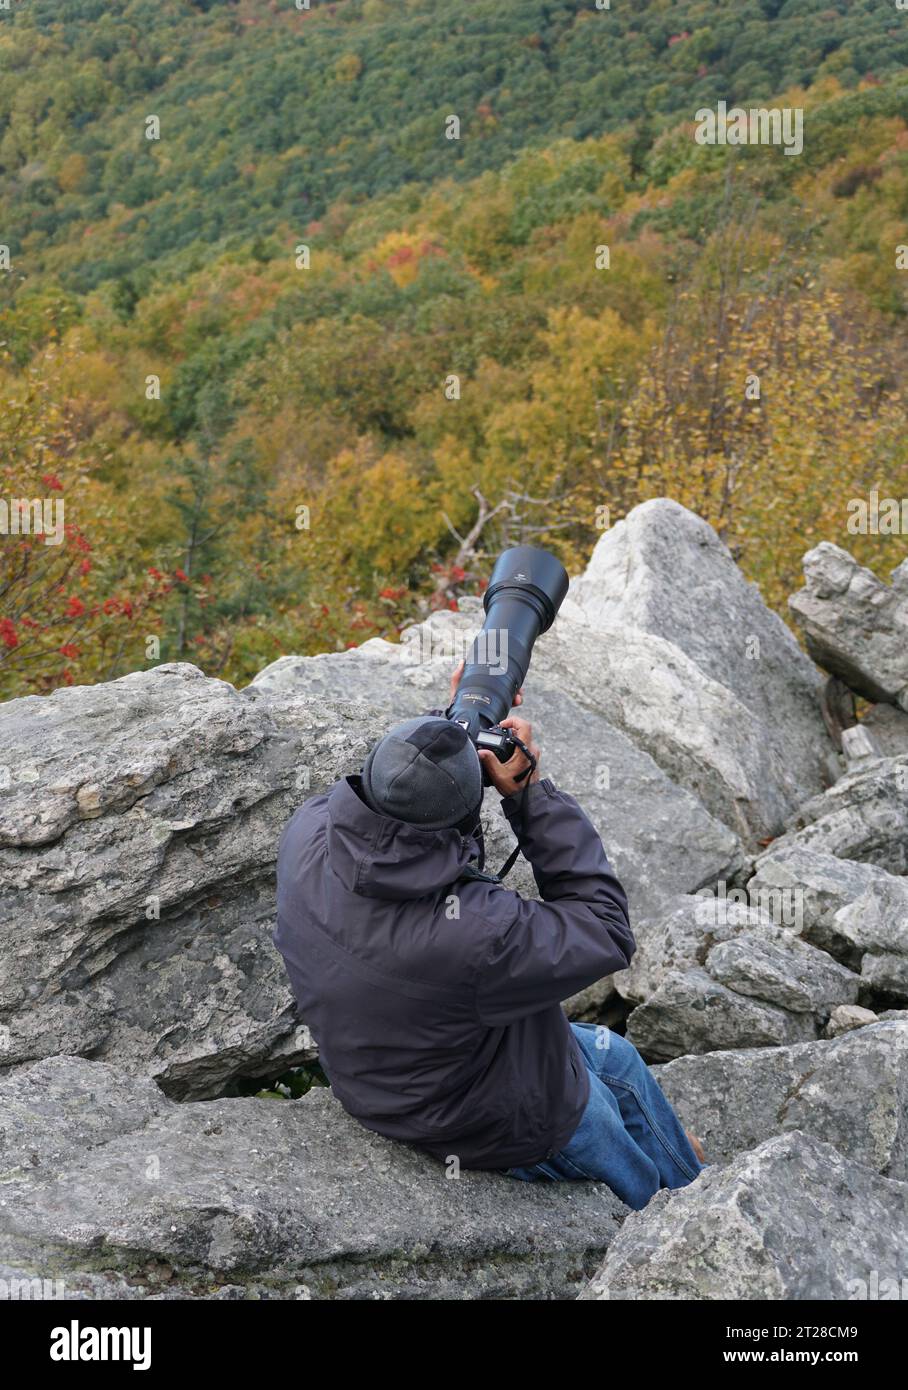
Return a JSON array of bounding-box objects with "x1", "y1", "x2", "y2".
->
[{"x1": 1, "y1": 0, "x2": 906, "y2": 696}]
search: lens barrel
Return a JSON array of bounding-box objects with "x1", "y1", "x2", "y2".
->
[{"x1": 446, "y1": 545, "x2": 569, "y2": 738}]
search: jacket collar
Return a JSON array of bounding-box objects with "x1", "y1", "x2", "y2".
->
[{"x1": 326, "y1": 775, "x2": 481, "y2": 900}]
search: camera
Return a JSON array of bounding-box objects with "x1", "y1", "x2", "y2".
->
[{"x1": 445, "y1": 544, "x2": 569, "y2": 771}]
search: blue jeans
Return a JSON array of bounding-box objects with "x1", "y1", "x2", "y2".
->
[{"x1": 504, "y1": 1023, "x2": 704, "y2": 1210}]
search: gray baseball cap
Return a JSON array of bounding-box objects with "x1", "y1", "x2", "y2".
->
[{"x1": 360, "y1": 716, "x2": 483, "y2": 830}]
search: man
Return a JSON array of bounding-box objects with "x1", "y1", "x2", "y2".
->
[{"x1": 274, "y1": 667, "x2": 705, "y2": 1210}]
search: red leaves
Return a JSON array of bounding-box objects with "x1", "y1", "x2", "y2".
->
[
  {"x1": 65, "y1": 596, "x2": 85, "y2": 617},
  {"x1": 100, "y1": 596, "x2": 134, "y2": 619},
  {"x1": 386, "y1": 245, "x2": 415, "y2": 268},
  {"x1": 59, "y1": 643, "x2": 80, "y2": 659},
  {"x1": 41, "y1": 473, "x2": 64, "y2": 492},
  {"x1": 0, "y1": 618, "x2": 19, "y2": 649}
]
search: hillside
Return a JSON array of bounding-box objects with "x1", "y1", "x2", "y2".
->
[
  {"x1": 0, "y1": 0, "x2": 907, "y2": 697},
  {"x1": 3, "y1": 0, "x2": 907, "y2": 290}
]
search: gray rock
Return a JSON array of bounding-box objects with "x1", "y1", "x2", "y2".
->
[
  {"x1": 862, "y1": 703, "x2": 908, "y2": 758},
  {"x1": 0, "y1": 1055, "x2": 626, "y2": 1301},
  {"x1": 616, "y1": 894, "x2": 803, "y2": 1004},
  {"x1": 565, "y1": 498, "x2": 832, "y2": 802},
  {"x1": 626, "y1": 967, "x2": 818, "y2": 1061},
  {"x1": 654, "y1": 1020, "x2": 908, "y2": 1177},
  {"x1": 841, "y1": 722, "x2": 883, "y2": 770},
  {"x1": 0, "y1": 1265, "x2": 283, "y2": 1300},
  {"x1": 861, "y1": 951, "x2": 908, "y2": 1001},
  {"x1": 748, "y1": 843, "x2": 903, "y2": 960},
  {"x1": 534, "y1": 620, "x2": 802, "y2": 844},
  {"x1": 831, "y1": 876, "x2": 908, "y2": 958},
  {"x1": 789, "y1": 543, "x2": 908, "y2": 709},
  {"x1": 0, "y1": 664, "x2": 376, "y2": 1096},
  {"x1": 616, "y1": 894, "x2": 860, "y2": 1052},
  {"x1": 768, "y1": 755, "x2": 908, "y2": 876},
  {"x1": 615, "y1": 894, "x2": 759, "y2": 1004},
  {"x1": 821, "y1": 874, "x2": 908, "y2": 1004},
  {"x1": 705, "y1": 933, "x2": 859, "y2": 1015},
  {"x1": 579, "y1": 1131, "x2": 908, "y2": 1299}
]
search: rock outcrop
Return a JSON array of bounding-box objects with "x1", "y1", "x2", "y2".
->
[
  {"x1": 579, "y1": 1131, "x2": 908, "y2": 1300},
  {"x1": 1, "y1": 499, "x2": 905, "y2": 1302},
  {"x1": 789, "y1": 542, "x2": 908, "y2": 709},
  {"x1": 0, "y1": 1055, "x2": 624, "y2": 1300},
  {"x1": 565, "y1": 498, "x2": 833, "y2": 802},
  {"x1": 617, "y1": 895, "x2": 861, "y2": 1060},
  {"x1": 654, "y1": 1020, "x2": 908, "y2": 1178},
  {"x1": 763, "y1": 754, "x2": 908, "y2": 876},
  {"x1": 0, "y1": 665, "x2": 358, "y2": 1097}
]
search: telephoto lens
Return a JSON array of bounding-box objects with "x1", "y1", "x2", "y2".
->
[{"x1": 446, "y1": 545, "x2": 569, "y2": 741}]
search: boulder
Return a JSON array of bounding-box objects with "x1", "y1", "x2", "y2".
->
[
  {"x1": 616, "y1": 894, "x2": 765, "y2": 1004},
  {"x1": 789, "y1": 543, "x2": 908, "y2": 709},
  {"x1": 654, "y1": 1020, "x2": 908, "y2": 1177},
  {"x1": 861, "y1": 951, "x2": 908, "y2": 1001},
  {"x1": 747, "y1": 843, "x2": 904, "y2": 960},
  {"x1": 578, "y1": 1131, "x2": 908, "y2": 1300},
  {"x1": 0, "y1": 1055, "x2": 625, "y2": 1301},
  {"x1": 533, "y1": 620, "x2": 801, "y2": 843},
  {"x1": 766, "y1": 755, "x2": 908, "y2": 876},
  {"x1": 626, "y1": 967, "x2": 819, "y2": 1061},
  {"x1": 0, "y1": 663, "x2": 373, "y2": 1097},
  {"x1": 618, "y1": 895, "x2": 859, "y2": 1059},
  {"x1": 616, "y1": 892, "x2": 854, "y2": 1005},
  {"x1": 705, "y1": 933, "x2": 859, "y2": 1015},
  {"x1": 565, "y1": 498, "x2": 832, "y2": 801}
]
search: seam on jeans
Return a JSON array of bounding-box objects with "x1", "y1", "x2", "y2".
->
[
  {"x1": 599, "y1": 1072, "x2": 700, "y2": 1182},
  {"x1": 557, "y1": 1152, "x2": 597, "y2": 1180}
]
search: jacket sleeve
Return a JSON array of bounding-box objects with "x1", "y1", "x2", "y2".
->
[{"x1": 475, "y1": 778, "x2": 635, "y2": 1025}]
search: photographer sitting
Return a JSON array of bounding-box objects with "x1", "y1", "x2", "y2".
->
[{"x1": 274, "y1": 665, "x2": 705, "y2": 1210}]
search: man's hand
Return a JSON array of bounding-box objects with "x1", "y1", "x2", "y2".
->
[{"x1": 478, "y1": 715, "x2": 541, "y2": 798}]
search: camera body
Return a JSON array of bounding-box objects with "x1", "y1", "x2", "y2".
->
[{"x1": 475, "y1": 724, "x2": 520, "y2": 767}]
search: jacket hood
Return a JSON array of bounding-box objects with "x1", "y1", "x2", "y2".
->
[{"x1": 326, "y1": 774, "x2": 481, "y2": 900}]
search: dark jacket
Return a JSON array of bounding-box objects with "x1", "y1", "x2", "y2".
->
[{"x1": 274, "y1": 773, "x2": 634, "y2": 1170}]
